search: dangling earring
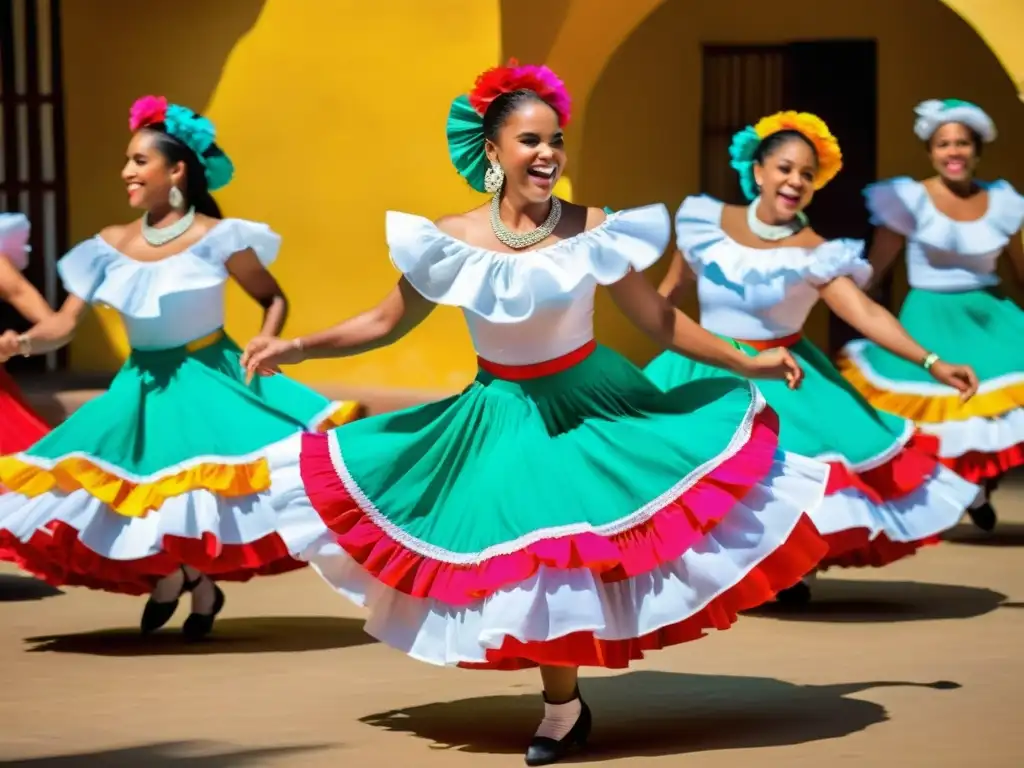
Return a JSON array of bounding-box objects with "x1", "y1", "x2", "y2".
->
[
  {"x1": 484, "y1": 162, "x2": 505, "y2": 195},
  {"x1": 168, "y1": 185, "x2": 184, "y2": 210}
]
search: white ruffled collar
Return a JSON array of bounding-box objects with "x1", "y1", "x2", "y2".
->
[
  {"x1": 676, "y1": 195, "x2": 871, "y2": 288},
  {"x1": 865, "y1": 177, "x2": 1024, "y2": 256},
  {"x1": 0, "y1": 213, "x2": 30, "y2": 271},
  {"x1": 58, "y1": 218, "x2": 281, "y2": 319},
  {"x1": 388, "y1": 204, "x2": 671, "y2": 323}
]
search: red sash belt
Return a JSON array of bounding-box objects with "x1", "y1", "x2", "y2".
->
[
  {"x1": 734, "y1": 332, "x2": 802, "y2": 351},
  {"x1": 477, "y1": 340, "x2": 597, "y2": 381}
]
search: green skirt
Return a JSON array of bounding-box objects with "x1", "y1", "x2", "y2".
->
[
  {"x1": 840, "y1": 287, "x2": 1024, "y2": 481},
  {"x1": 281, "y1": 343, "x2": 831, "y2": 669},
  {"x1": 0, "y1": 332, "x2": 358, "y2": 595},
  {"x1": 646, "y1": 337, "x2": 978, "y2": 570}
]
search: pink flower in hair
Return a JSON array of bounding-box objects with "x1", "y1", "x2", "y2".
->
[
  {"x1": 129, "y1": 95, "x2": 168, "y2": 132},
  {"x1": 469, "y1": 59, "x2": 572, "y2": 127}
]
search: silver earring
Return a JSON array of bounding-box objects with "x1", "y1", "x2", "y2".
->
[
  {"x1": 484, "y1": 162, "x2": 505, "y2": 194},
  {"x1": 168, "y1": 185, "x2": 184, "y2": 209}
]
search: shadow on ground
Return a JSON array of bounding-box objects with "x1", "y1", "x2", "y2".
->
[
  {"x1": 0, "y1": 741, "x2": 331, "y2": 766},
  {"x1": 361, "y1": 671, "x2": 959, "y2": 761},
  {"x1": 0, "y1": 574, "x2": 63, "y2": 602},
  {"x1": 747, "y1": 579, "x2": 1006, "y2": 623},
  {"x1": 943, "y1": 522, "x2": 1024, "y2": 548},
  {"x1": 22, "y1": 616, "x2": 374, "y2": 657}
]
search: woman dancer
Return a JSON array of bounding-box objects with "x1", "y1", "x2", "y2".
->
[
  {"x1": 0, "y1": 214, "x2": 51, "y2": 461},
  {"x1": 0, "y1": 96, "x2": 359, "y2": 639},
  {"x1": 0, "y1": 214, "x2": 53, "y2": 567},
  {"x1": 838, "y1": 99, "x2": 1024, "y2": 531},
  {"x1": 242, "y1": 62, "x2": 832, "y2": 766},
  {"x1": 645, "y1": 111, "x2": 981, "y2": 604}
]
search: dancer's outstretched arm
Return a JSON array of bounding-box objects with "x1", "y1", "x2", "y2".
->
[{"x1": 242, "y1": 278, "x2": 434, "y2": 377}]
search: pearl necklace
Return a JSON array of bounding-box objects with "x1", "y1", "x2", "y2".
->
[
  {"x1": 490, "y1": 194, "x2": 562, "y2": 250},
  {"x1": 142, "y1": 206, "x2": 196, "y2": 246},
  {"x1": 746, "y1": 197, "x2": 807, "y2": 241}
]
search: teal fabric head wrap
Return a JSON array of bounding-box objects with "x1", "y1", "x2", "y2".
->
[{"x1": 446, "y1": 95, "x2": 489, "y2": 193}]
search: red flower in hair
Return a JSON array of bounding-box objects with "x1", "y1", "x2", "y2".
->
[{"x1": 468, "y1": 59, "x2": 572, "y2": 127}]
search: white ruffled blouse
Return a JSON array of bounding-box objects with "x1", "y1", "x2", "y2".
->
[
  {"x1": 387, "y1": 204, "x2": 671, "y2": 365},
  {"x1": 0, "y1": 213, "x2": 30, "y2": 271},
  {"x1": 58, "y1": 219, "x2": 281, "y2": 350},
  {"x1": 865, "y1": 177, "x2": 1024, "y2": 291},
  {"x1": 677, "y1": 195, "x2": 871, "y2": 341}
]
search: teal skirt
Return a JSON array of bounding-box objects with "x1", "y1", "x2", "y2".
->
[
  {"x1": 0, "y1": 332, "x2": 358, "y2": 595},
  {"x1": 840, "y1": 287, "x2": 1024, "y2": 481},
  {"x1": 278, "y1": 343, "x2": 831, "y2": 670},
  {"x1": 646, "y1": 337, "x2": 978, "y2": 570}
]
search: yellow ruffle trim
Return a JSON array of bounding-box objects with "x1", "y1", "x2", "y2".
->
[
  {"x1": 0, "y1": 401, "x2": 363, "y2": 519},
  {"x1": 838, "y1": 357, "x2": 1024, "y2": 423}
]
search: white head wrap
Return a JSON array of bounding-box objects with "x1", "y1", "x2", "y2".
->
[{"x1": 914, "y1": 99, "x2": 996, "y2": 143}]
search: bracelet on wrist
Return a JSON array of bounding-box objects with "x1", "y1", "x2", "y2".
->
[
  {"x1": 16, "y1": 334, "x2": 32, "y2": 358},
  {"x1": 922, "y1": 352, "x2": 939, "y2": 371}
]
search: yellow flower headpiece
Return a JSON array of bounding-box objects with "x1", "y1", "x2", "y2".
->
[{"x1": 729, "y1": 111, "x2": 843, "y2": 201}]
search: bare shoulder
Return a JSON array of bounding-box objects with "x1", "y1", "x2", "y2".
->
[
  {"x1": 798, "y1": 227, "x2": 827, "y2": 248},
  {"x1": 192, "y1": 213, "x2": 221, "y2": 234},
  {"x1": 433, "y1": 205, "x2": 488, "y2": 240},
  {"x1": 97, "y1": 222, "x2": 133, "y2": 246},
  {"x1": 582, "y1": 204, "x2": 608, "y2": 232}
]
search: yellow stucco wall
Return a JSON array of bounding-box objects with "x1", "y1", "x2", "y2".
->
[{"x1": 60, "y1": 0, "x2": 1022, "y2": 387}]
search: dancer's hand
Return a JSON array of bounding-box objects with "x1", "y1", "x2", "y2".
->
[
  {"x1": 241, "y1": 336, "x2": 304, "y2": 383},
  {"x1": 742, "y1": 348, "x2": 804, "y2": 390},
  {"x1": 929, "y1": 361, "x2": 978, "y2": 402},
  {"x1": 0, "y1": 330, "x2": 19, "y2": 363}
]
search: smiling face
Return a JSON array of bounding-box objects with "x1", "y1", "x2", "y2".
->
[
  {"x1": 928, "y1": 122, "x2": 979, "y2": 183},
  {"x1": 752, "y1": 135, "x2": 818, "y2": 221},
  {"x1": 484, "y1": 98, "x2": 566, "y2": 204},
  {"x1": 121, "y1": 130, "x2": 185, "y2": 211}
]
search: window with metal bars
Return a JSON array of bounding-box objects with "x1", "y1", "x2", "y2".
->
[{"x1": 0, "y1": 0, "x2": 69, "y2": 373}]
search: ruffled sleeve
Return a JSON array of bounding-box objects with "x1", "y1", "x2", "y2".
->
[
  {"x1": 0, "y1": 213, "x2": 30, "y2": 271},
  {"x1": 387, "y1": 204, "x2": 670, "y2": 322},
  {"x1": 190, "y1": 218, "x2": 282, "y2": 269},
  {"x1": 804, "y1": 239, "x2": 872, "y2": 287},
  {"x1": 986, "y1": 180, "x2": 1024, "y2": 237},
  {"x1": 57, "y1": 238, "x2": 119, "y2": 303},
  {"x1": 674, "y1": 195, "x2": 727, "y2": 275},
  {"x1": 863, "y1": 177, "x2": 922, "y2": 237}
]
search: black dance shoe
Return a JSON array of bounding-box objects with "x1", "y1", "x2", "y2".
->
[
  {"x1": 776, "y1": 579, "x2": 812, "y2": 606},
  {"x1": 140, "y1": 566, "x2": 202, "y2": 635},
  {"x1": 967, "y1": 501, "x2": 997, "y2": 532},
  {"x1": 181, "y1": 582, "x2": 226, "y2": 642},
  {"x1": 524, "y1": 691, "x2": 592, "y2": 766}
]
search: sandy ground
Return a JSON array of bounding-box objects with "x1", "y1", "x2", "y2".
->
[{"x1": 1, "y1": 482, "x2": 1022, "y2": 767}]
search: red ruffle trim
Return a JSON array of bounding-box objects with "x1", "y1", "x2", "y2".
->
[
  {"x1": 0, "y1": 368, "x2": 50, "y2": 455},
  {"x1": 818, "y1": 528, "x2": 941, "y2": 570},
  {"x1": 457, "y1": 513, "x2": 826, "y2": 670},
  {"x1": 940, "y1": 442, "x2": 1024, "y2": 484},
  {"x1": 824, "y1": 432, "x2": 939, "y2": 503},
  {"x1": 300, "y1": 406, "x2": 813, "y2": 606},
  {"x1": 0, "y1": 523, "x2": 305, "y2": 596}
]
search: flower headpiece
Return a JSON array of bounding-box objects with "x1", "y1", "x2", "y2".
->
[
  {"x1": 129, "y1": 95, "x2": 235, "y2": 192},
  {"x1": 446, "y1": 60, "x2": 572, "y2": 193},
  {"x1": 728, "y1": 111, "x2": 843, "y2": 202},
  {"x1": 913, "y1": 98, "x2": 996, "y2": 143}
]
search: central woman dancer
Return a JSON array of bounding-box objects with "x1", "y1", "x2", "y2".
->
[{"x1": 242, "y1": 62, "x2": 832, "y2": 765}]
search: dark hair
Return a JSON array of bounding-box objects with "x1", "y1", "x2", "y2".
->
[
  {"x1": 142, "y1": 126, "x2": 224, "y2": 218},
  {"x1": 754, "y1": 129, "x2": 818, "y2": 167},
  {"x1": 926, "y1": 124, "x2": 983, "y2": 156},
  {"x1": 482, "y1": 89, "x2": 558, "y2": 142}
]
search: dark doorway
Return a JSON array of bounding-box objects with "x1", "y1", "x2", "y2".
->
[
  {"x1": 701, "y1": 40, "x2": 878, "y2": 355},
  {"x1": 0, "y1": 0, "x2": 70, "y2": 373}
]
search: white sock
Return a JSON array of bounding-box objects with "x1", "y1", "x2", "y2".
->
[
  {"x1": 535, "y1": 697, "x2": 582, "y2": 741},
  {"x1": 150, "y1": 568, "x2": 185, "y2": 603}
]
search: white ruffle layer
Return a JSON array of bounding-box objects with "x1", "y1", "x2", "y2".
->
[
  {"x1": 865, "y1": 177, "x2": 1024, "y2": 256},
  {"x1": 676, "y1": 195, "x2": 871, "y2": 288},
  {"x1": 289, "y1": 448, "x2": 829, "y2": 667},
  {"x1": 810, "y1": 466, "x2": 979, "y2": 544},
  {"x1": 58, "y1": 218, "x2": 281, "y2": 319},
  {"x1": 918, "y1": 409, "x2": 1024, "y2": 459},
  {"x1": 0, "y1": 432, "x2": 334, "y2": 562},
  {"x1": 386, "y1": 205, "x2": 671, "y2": 323}
]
